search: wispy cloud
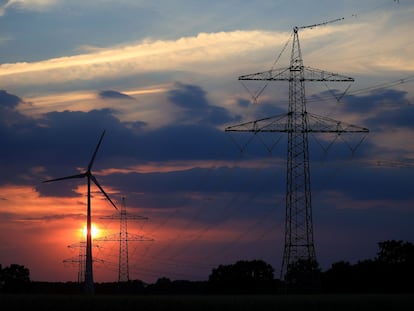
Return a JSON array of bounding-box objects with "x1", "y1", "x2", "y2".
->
[
  {"x1": 0, "y1": 0, "x2": 57, "y2": 16},
  {"x1": 1, "y1": 13, "x2": 413, "y2": 95},
  {"x1": 0, "y1": 30, "x2": 288, "y2": 87}
]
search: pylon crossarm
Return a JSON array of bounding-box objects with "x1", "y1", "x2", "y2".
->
[
  {"x1": 95, "y1": 233, "x2": 153, "y2": 242},
  {"x1": 306, "y1": 113, "x2": 369, "y2": 133},
  {"x1": 100, "y1": 214, "x2": 148, "y2": 220},
  {"x1": 225, "y1": 113, "x2": 289, "y2": 132},
  {"x1": 128, "y1": 233, "x2": 154, "y2": 241},
  {"x1": 239, "y1": 67, "x2": 290, "y2": 81},
  {"x1": 303, "y1": 67, "x2": 354, "y2": 82},
  {"x1": 238, "y1": 66, "x2": 354, "y2": 82},
  {"x1": 297, "y1": 17, "x2": 345, "y2": 31},
  {"x1": 224, "y1": 112, "x2": 369, "y2": 134}
]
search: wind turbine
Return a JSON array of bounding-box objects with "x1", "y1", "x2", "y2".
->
[{"x1": 43, "y1": 129, "x2": 117, "y2": 294}]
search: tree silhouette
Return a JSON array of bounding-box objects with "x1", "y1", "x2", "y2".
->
[
  {"x1": 0, "y1": 264, "x2": 31, "y2": 293},
  {"x1": 209, "y1": 260, "x2": 276, "y2": 293},
  {"x1": 377, "y1": 240, "x2": 414, "y2": 264},
  {"x1": 323, "y1": 240, "x2": 414, "y2": 293},
  {"x1": 376, "y1": 240, "x2": 414, "y2": 292},
  {"x1": 284, "y1": 258, "x2": 321, "y2": 290},
  {"x1": 209, "y1": 260, "x2": 274, "y2": 283},
  {"x1": 322, "y1": 261, "x2": 354, "y2": 292}
]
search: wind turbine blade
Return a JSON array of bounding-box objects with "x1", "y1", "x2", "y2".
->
[
  {"x1": 87, "y1": 130, "x2": 106, "y2": 172},
  {"x1": 43, "y1": 173, "x2": 86, "y2": 183},
  {"x1": 90, "y1": 174, "x2": 118, "y2": 210}
]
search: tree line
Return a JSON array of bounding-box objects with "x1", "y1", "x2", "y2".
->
[{"x1": 1, "y1": 239, "x2": 413, "y2": 294}]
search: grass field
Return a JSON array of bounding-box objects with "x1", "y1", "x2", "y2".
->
[{"x1": 1, "y1": 294, "x2": 414, "y2": 311}]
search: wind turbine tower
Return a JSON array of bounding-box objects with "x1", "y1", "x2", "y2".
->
[
  {"x1": 225, "y1": 19, "x2": 369, "y2": 280},
  {"x1": 97, "y1": 196, "x2": 153, "y2": 282},
  {"x1": 43, "y1": 130, "x2": 117, "y2": 294}
]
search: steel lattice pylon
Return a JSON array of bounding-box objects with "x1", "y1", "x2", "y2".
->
[
  {"x1": 226, "y1": 23, "x2": 369, "y2": 280},
  {"x1": 118, "y1": 197, "x2": 130, "y2": 282},
  {"x1": 97, "y1": 197, "x2": 153, "y2": 282},
  {"x1": 63, "y1": 240, "x2": 104, "y2": 283}
]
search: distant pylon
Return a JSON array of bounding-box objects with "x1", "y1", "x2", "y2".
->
[
  {"x1": 63, "y1": 241, "x2": 86, "y2": 283},
  {"x1": 97, "y1": 196, "x2": 153, "y2": 282},
  {"x1": 226, "y1": 21, "x2": 369, "y2": 280},
  {"x1": 63, "y1": 240, "x2": 103, "y2": 283}
]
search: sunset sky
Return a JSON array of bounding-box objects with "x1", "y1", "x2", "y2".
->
[{"x1": 0, "y1": 0, "x2": 413, "y2": 284}]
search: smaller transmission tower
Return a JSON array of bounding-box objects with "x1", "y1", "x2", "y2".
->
[
  {"x1": 63, "y1": 241, "x2": 86, "y2": 283},
  {"x1": 97, "y1": 197, "x2": 153, "y2": 282},
  {"x1": 63, "y1": 241, "x2": 103, "y2": 283}
]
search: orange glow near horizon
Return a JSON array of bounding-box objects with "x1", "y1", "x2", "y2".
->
[
  {"x1": 0, "y1": 182, "x2": 286, "y2": 283},
  {"x1": 2, "y1": 180, "x2": 380, "y2": 284},
  {"x1": 82, "y1": 224, "x2": 100, "y2": 239}
]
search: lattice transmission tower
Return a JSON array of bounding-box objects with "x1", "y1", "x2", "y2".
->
[
  {"x1": 97, "y1": 197, "x2": 153, "y2": 282},
  {"x1": 63, "y1": 241, "x2": 86, "y2": 283},
  {"x1": 225, "y1": 19, "x2": 369, "y2": 280},
  {"x1": 63, "y1": 240, "x2": 103, "y2": 283}
]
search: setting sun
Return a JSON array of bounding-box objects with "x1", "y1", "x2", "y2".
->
[{"x1": 81, "y1": 224, "x2": 100, "y2": 239}]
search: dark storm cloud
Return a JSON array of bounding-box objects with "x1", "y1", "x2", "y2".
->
[
  {"x1": 1, "y1": 85, "x2": 412, "y2": 219},
  {"x1": 42, "y1": 108, "x2": 122, "y2": 133},
  {"x1": 0, "y1": 90, "x2": 35, "y2": 128},
  {"x1": 0, "y1": 91, "x2": 48, "y2": 186},
  {"x1": 137, "y1": 124, "x2": 233, "y2": 161},
  {"x1": 168, "y1": 83, "x2": 241, "y2": 126},
  {"x1": 344, "y1": 89, "x2": 408, "y2": 109},
  {"x1": 126, "y1": 120, "x2": 148, "y2": 131},
  {"x1": 0, "y1": 90, "x2": 21, "y2": 108},
  {"x1": 33, "y1": 82, "x2": 285, "y2": 204},
  {"x1": 224, "y1": 88, "x2": 413, "y2": 206},
  {"x1": 307, "y1": 88, "x2": 411, "y2": 128},
  {"x1": 105, "y1": 162, "x2": 286, "y2": 229},
  {"x1": 0, "y1": 83, "x2": 240, "y2": 199},
  {"x1": 310, "y1": 162, "x2": 413, "y2": 202},
  {"x1": 110, "y1": 164, "x2": 281, "y2": 196},
  {"x1": 254, "y1": 101, "x2": 286, "y2": 118},
  {"x1": 98, "y1": 90, "x2": 134, "y2": 100},
  {"x1": 366, "y1": 104, "x2": 414, "y2": 128},
  {"x1": 236, "y1": 98, "x2": 251, "y2": 108},
  {"x1": 0, "y1": 96, "x2": 131, "y2": 191},
  {"x1": 37, "y1": 109, "x2": 129, "y2": 168},
  {"x1": 304, "y1": 88, "x2": 413, "y2": 204}
]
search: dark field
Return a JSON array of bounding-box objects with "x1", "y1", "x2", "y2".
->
[{"x1": 1, "y1": 294, "x2": 414, "y2": 311}]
